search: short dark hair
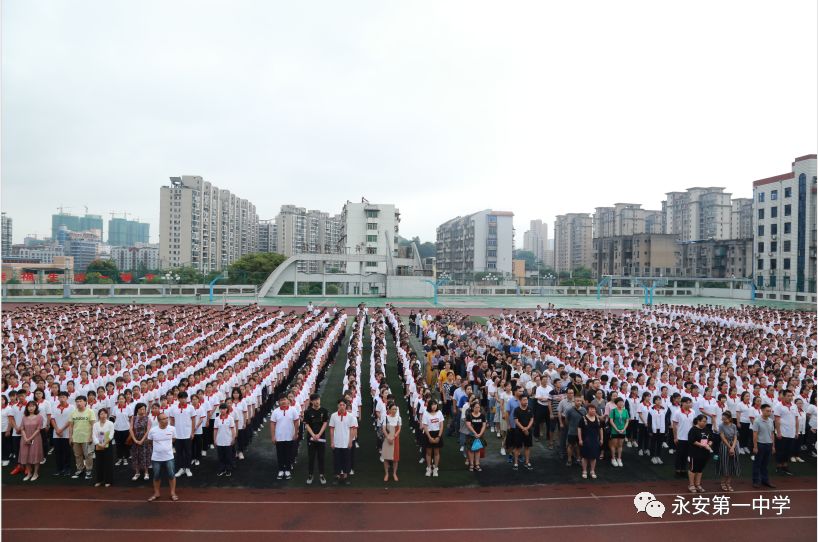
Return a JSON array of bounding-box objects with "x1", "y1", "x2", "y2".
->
[
  {"x1": 310, "y1": 393, "x2": 320, "y2": 401},
  {"x1": 75, "y1": 395, "x2": 87, "y2": 402}
]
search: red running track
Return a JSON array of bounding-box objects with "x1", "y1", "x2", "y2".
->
[{"x1": 2, "y1": 479, "x2": 815, "y2": 542}]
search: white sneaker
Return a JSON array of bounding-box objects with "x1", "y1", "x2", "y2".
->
[
  {"x1": 425, "y1": 466, "x2": 432, "y2": 477},
  {"x1": 306, "y1": 476, "x2": 313, "y2": 485},
  {"x1": 796, "y1": 457, "x2": 805, "y2": 463},
  {"x1": 1, "y1": 460, "x2": 9, "y2": 467},
  {"x1": 738, "y1": 448, "x2": 745, "y2": 455},
  {"x1": 612, "y1": 459, "x2": 618, "y2": 468},
  {"x1": 645, "y1": 450, "x2": 650, "y2": 456},
  {"x1": 500, "y1": 448, "x2": 506, "y2": 456},
  {"x1": 201, "y1": 451, "x2": 207, "y2": 457},
  {"x1": 349, "y1": 470, "x2": 354, "y2": 475},
  {"x1": 657, "y1": 458, "x2": 664, "y2": 464},
  {"x1": 277, "y1": 471, "x2": 284, "y2": 479},
  {"x1": 638, "y1": 449, "x2": 644, "y2": 457},
  {"x1": 651, "y1": 456, "x2": 657, "y2": 464},
  {"x1": 419, "y1": 457, "x2": 424, "y2": 464},
  {"x1": 175, "y1": 468, "x2": 184, "y2": 478},
  {"x1": 668, "y1": 448, "x2": 675, "y2": 455},
  {"x1": 210, "y1": 444, "x2": 215, "y2": 450},
  {"x1": 115, "y1": 459, "x2": 122, "y2": 466},
  {"x1": 40, "y1": 459, "x2": 46, "y2": 465},
  {"x1": 185, "y1": 469, "x2": 193, "y2": 477},
  {"x1": 432, "y1": 467, "x2": 439, "y2": 477},
  {"x1": 750, "y1": 455, "x2": 755, "y2": 461},
  {"x1": 285, "y1": 471, "x2": 292, "y2": 479},
  {"x1": 459, "y1": 446, "x2": 464, "y2": 452},
  {"x1": 122, "y1": 459, "x2": 128, "y2": 466},
  {"x1": 790, "y1": 457, "x2": 797, "y2": 463},
  {"x1": 662, "y1": 442, "x2": 669, "y2": 449},
  {"x1": 237, "y1": 452, "x2": 245, "y2": 460},
  {"x1": 319, "y1": 475, "x2": 327, "y2": 485}
]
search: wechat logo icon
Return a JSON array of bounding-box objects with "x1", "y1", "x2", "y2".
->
[{"x1": 634, "y1": 491, "x2": 666, "y2": 518}]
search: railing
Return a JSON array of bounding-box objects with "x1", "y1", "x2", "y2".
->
[{"x1": 2, "y1": 283, "x2": 258, "y2": 299}]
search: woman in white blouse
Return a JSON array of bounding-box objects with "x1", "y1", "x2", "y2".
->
[{"x1": 92, "y1": 408, "x2": 115, "y2": 487}]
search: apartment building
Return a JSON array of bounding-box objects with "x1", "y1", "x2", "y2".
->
[
  {"x1": 436, "y1": 209, "x2": 514, "y2": 281},
  {"x1": 554, "y1": 213, "x2": 593, "y2": 273}
]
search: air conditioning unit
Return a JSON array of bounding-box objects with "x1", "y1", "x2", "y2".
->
[
  {"x1": 768, "y1": 252, "x2": 774, "y2": 256},
  {"x1": 772, "y1": 235, "x2": 777, "y2": 240}
]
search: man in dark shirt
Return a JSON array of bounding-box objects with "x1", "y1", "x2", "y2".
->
[
  {"x1": 513, "y1": 395, "x2": 535, "y2": 469},
  {"x1": 303, "y1": 394, "x2": 329, "y2": 485}
]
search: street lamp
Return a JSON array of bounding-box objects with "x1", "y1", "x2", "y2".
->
[
  {"x1": 164, "y1": 272, "x2": 180, "y2": 296},
  {"x1": 425, "y1": 272, "x2": 450, "y2": 306}
]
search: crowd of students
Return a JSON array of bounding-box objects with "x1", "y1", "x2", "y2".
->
[
  {"x1": 2, "y1": 303, "x2": 346, "y2": 499},
  {"x1": 401, "y1": 303, "x2": 816, "y2": 489},
  {"x1": 3, "y1": 302, "x2": 816, "y2": 495}
]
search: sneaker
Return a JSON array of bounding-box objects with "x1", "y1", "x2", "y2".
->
[
  {"x1": 85, "y1": 473, "x2": 92, "y2": 480},
  {"x1": 668, "y1": 449, "x2": 675, "y2": 455},
  {"x1": 277, "y1": 471, "x2": 284, "y2": 480},
  {"x1": 237, "y1": 452, "x2": 245, "y2": 460},
  {"x1": 210, "y1": 444, "x2": 215, "y2": 450},
  {"x1": 285, "y1": 470, "x2": 292, "y2": 479},
  {"x1": 306, "y1": 476, "x2": 313, "y2": 485},
  {"x1": 638, "y1": 449, "x2": 644, "y2": 457},
  {"x1": 349, "y1": 469, "x2": 354, "y2": 475},
  {"x1": 31, "y1": 473, "x2": 39, "y2": 481},
  {"x1": 201, "y1": 451, "x2": 207, "y2": 457},
  {"x1": 225, "y1": 471, "x2": 232, "y2": 477},
  {"x1": 425, "y1": 466, "x2": 432, "y2": 477},
  {"x1": 651, "y1": 457, "x2": 658, "y2": 464},
  {"x1": 507, "y1": 455, "x2": 513, "y2": 464},
  {"x1": 23, "y1": 473, "x2": 31, "y2": 481},
  {"x1": 71, "y1": 470, "x2": 83, "y2": 479},
  {"x1": 419, "y1": 457, "x2": 425, "y2": 464},
  {"x1": 40, "y1": 458, "x2": 46, "y2": 465},
  {"x1": 512, "y1": 463, "x2": 519, "y2": 470},
  {"x1": 10, "y1": 465, "x2": 23, "y2": 476},
  {"x1": 185, "y1": 469, "x2": 193, "y2": 477},
  {"x1": 612, "y1": 459, "x2": 619, "y2": 467},
  {"x1": 525, "y1": 463, "x2": 533, "y2": 470},
  {"x1": 115, "y1": 459, "x2": 123, "y2": 466},
  {"x1": 500, "y1": 448, "x2": 506, "y2": 456},
  {"x1": 795, "y1": 457, "x2": 805, "y2": 463},
  {"x1": 459, "y1": 446, "x2": 464, "y2": 452},
  {"x1": 175, "y1": 468, "x2": 185, "y2": 478},
  {"x1": 144, "y1": 473, "x2": 150, "y2": 480},
  {"x1": 662, "y1": 442, "x2": 669, "y2": 449},
  {"x1": 217, "y1": 470, "x2": 225, "y2": 477},
  {"x1": 750, "y1": 455, "x2": 755, "y2": 461},
  {"x1": 657, "y1": 458, "x2": 663, "y2": 464},
  {"x1": 1, "y1": 460, "x2": 8, "y2": 467},
  {"x1": 53, "y1": 470, "x2": 63, "y2": 477},
  {"x1": 354, "y1": 441, "x2": 360, "y2": 449},
  {"x1": 645, "y1": 449, "x2": 650, "y2": 456},
  {"x1": 122, "y1": 459, "x2": 128, "y2": 466},
  {"x1": 320, "y1": 475, "x2": 327, "y2": 485},
  {"x1": 432, "y1": 466, "x2": 439, "y2": 477}
]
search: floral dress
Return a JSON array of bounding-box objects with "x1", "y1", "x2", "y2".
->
[{"x1": 129, "y1": 415, "x2": 152, "y2": 471}]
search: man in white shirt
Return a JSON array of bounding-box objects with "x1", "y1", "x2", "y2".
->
[
  {"x1": 147, "y1": 412, "x2": 178, "y2": 502},
  {"x1": 169, "y1": 391, "x2": 196, "y2": 478},
  {"x1": 329, "y1": 399, "x2": 358, "y2": 484},
  {"x1": 774, "y1": 390, "x2": 798, "y2": 476},
  {"x1": 270, "y1": 396, "x2": 299, "y2": 480}
]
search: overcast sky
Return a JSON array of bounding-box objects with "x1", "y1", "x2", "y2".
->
[{"x1": 2, "y1": 1, "x2": 816, "y2": 246}]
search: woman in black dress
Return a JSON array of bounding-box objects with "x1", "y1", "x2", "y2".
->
[
  {"x1": 578, "y1": 404, "x2": 604, "y2": 479},
  {"x1": 687, "y1": 414, "x2": 714, "y2": 493}
]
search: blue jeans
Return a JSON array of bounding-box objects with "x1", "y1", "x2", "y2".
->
[
  {"x1": 152, "y1": 459, "x2": 176, "y2": 480},
  {"x1": 752, "y1": 443, "x2": 772, "y2": 484},
  {"x1": 487, "y1": 398, "x2": 496, "y2": 426}
]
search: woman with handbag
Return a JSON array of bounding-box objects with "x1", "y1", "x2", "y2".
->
[
  {"x1": 92, "y1": 408, "x2": 115, "y2": 487},
  {"x1": 465, "y1": 400, "x2": 487, "y2": 472}
]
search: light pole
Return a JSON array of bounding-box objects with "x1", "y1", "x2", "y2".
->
[
  {"x1": 424, "y1": 272, "x2": 450, "y2": 306},
  {"x1": 164, "y1": 272, "x2": 180, "y2": 297}
]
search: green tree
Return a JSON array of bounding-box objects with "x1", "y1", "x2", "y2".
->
[
  {"x1": 513, "y1": 250, "x2": 539, "y2": 270},
  {"x1": 84, "y1": 271, "x2": 114, "y2": 284},
  {"x1": 86, "y1": 259, "x2": 119, "y2": 281},
  {"x1": 172, "y1": 266, "x2": 204, "y2": 284},
  {"x1": 227, "y1": 252, "x2": 287, "y2": 285}
]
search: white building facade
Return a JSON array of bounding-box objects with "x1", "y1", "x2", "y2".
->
[{"x1": 436, "y1": 209, "x2": 514, "y2": 280}]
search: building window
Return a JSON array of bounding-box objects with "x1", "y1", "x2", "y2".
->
[
  {"x1": 771, "y1": 190, "x2": 778, "y2": 200},
  {"x1": 487, "y1": 249, "x2": 497, "y2": 257},
  {"x1": 784, "y1": 204, "x2": 791, "y2": 216},
  {"x1": 771, "y1": 241, "x2": 777, "y2": 252},
  {"x1": 488, "y1": 226, "x2": 497, "y2": 236},
  {"x1": 770, "y1": 258, "x2": 777, "y2": 270},
  {"x1": 784, "y1": 240, "x2": 791, "y2": 252},
  {"x1": 769, "y1": 275, "x2": 777, "y2": 288},
  {"x1": 784, "y1": 222, "x2": 791, "y2": 234},
  {"x1": 784, "y1": 258, "x2": 791, "y2": 270},
  {"x1": 757, "y1": 192, "x2": 765, "y2": 202},
  {"x1": 784, "y1": 187, "x2": 792, "y2": 198},
  {"x1": 366, "y1": 235, "x2": 377, "y2": 242},
  {"x1": 487, "y1": 238, "x2": 497, "y2": 247},
  {"x1": 757, "y1": 276, "x2": 763, "y2": 287},
  {"x1": 771, "y1": 207, "x2": 778, "y2": 218},
  {"x1": 366, "y1": 223, "x2": 378, "y2": 230},
  {"x1": 366, "y1": 261, "x2": 378, "y2": 267},
  {"x1": 757, "y1": 225, "x2": 764, "y2": 236},
  {"x1": 758, "y1": 208, "x2": 764, "y2": 220},
  {"x1": 366, "y1": 247, "x2": 377, "y2": 254},
  {"x1": 487, "y1": 262, "x2": 496, "y2": 269},
  {"x1": 757, "y1": 242, "x2": 764, "y2": 252},
  {"x1": 365, "y1": 210, "x2": 379, "y2": 218},
  {"x1": 771, "y1": 224, "x2": 778, "y2": 235},
  {"x1": 757, "y1": 259, "x2": 764, "y2": 270}
]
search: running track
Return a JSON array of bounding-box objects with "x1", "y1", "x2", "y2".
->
[{"x1": 3, "y1": 479, "x2": 815, "y2": 542}]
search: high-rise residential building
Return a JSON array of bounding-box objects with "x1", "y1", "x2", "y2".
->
[
  {"x1": 159, "y1": 175, "x2": 259, "y2": 273},
  {"x1": 592, "y1": 233, "x2": 679, "y2": 278},
  {"x1": 110, "y1": 244, "x2": 160, "y2": 272},
  {"x1": 64, "y1": 231, "x2": 101, "y2": 271},
  {"x1": 274, "y1": 206, "x2": 341, "y2": 273},
  {"x1": 9, "y1": 244, "x2": 65, "y2": 264},
  {"x1": 436, "y1": 209, "x2": 514, "y2": 281},
  {"x1": 730, "y1": 198, "x2": 754, "y2": 239},
  {"x1": 554, "y1": 213, "x2": 593, "y2": 274},
  {"x1": 51, "y1": 212, "x2": 104, "y2": 241},
  {"x1": 662, "y1": 187, "x2": 732, "y2": 241},
  {"x1": 1, "y1": 212, "x2": 11, "y2": 255},
  {"x1": 677, "y1": 238, "x2": 752, "y2": 279},
  {"x1": 108, "y1": 217, "x2": 150, "y2": 247},
  {"x1": 257, "y1": 219, "x2": 278, "y2": 254},
  {"x1": 340, "y1": 200, "x2": 403, "y2": 276},
  {"x1": 593, "y1": 204, "x2": 663, "y2": 239},
  {"x1": 753, "y1": 154, "x2": 817, "y2": 300},
  {"x1": 522, "y1": 219, "x2": 548, "y2": 263}
]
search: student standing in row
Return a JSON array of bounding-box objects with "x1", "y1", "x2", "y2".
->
[
  {"x1": 422, "y1": 399, "x2": 445, "y2": 477},
  {"x1": 147, "y1": 413, "x2": 178, "y2": 501},
  {"x1": 716, "y1": 412, "x2": 740, "y2": 492},
  {"x1": 303, "y1": 394, "x2": 329, "y2": 485},
  {"x1": 752, "y1": 404, "x2": 776, "y2": 489},
  {"x1": 19, "y1": 401, "x2": 45, "y2": 481},
  {"x1": 92, "y1": 408, "x2": 115, "y2": 487},
  {"x1": 69, "y1": 396, "x2": 96, "y2": 480},
  {"x1": 170, "y1": 391, "x2": 195, "y2": 478},
  {"x1": 381, "y1": 403, "x2": 401, "y2": 482},
  {"x1": 608, "y1": 398, "x2": 628, "y2": 467},
  {"x1": 686, "y1": 415, "x2": 714, "y2": 493},
  {"x1": 50, "y1": 391, "x2": 73, "y2": 476},
  {"x1": 129, "y1": 403, "x2": 152, "y2": 481},
  {"x1": 213, "y1": 403, "x2": 236, "y2": 477},
  {"x1": 270, "y1": 396, "x2": 299, "y2": 480},
  {"x1": 329, "y1": 399, "x2": 357, "y2": 485}
]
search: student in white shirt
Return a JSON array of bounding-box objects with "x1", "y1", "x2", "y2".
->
[
  {"x1": 270, "y1": 396, "x2": 299, "y2": 480},
  {"x1": 50, "y1": 391, "x2": 74, "y2": 476},
  {"x1": 147, "y1": 412, "x2": 178, "y2": 502},
  {"x1": 169, "y1": 392, "x2": 196, "y2": 478},
  {"x1": 773, "y1": 390, "x2": 798, "y2": 475},
  {"x1": 648, "y1": 396, "x2": 668, "y2": 464},
  {"x1": 421, "y1": 399, "x2": 445, "y2": 477},
  {"x1": 213, "y1": 403, "x2": 237, "y2": 477},
  {"x1": 91, "y1": 408, "x2": 115, "y2": 487},
  {"x1": 190, "y1": 394, "x2": 206, "y2": 467},
  {"x1": 329, "y1": 399, "x2": 358, "y2": 484},
  {"x1": 111, "y1": 396, "x2": 133, "y2": 467}
]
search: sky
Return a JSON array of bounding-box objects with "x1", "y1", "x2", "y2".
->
[{"x1": 2, "y1": 1, "x2": 816, "y2": 246}]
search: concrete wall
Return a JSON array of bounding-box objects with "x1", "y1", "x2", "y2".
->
[{"x1": 386, "y1": 276, "x2": 434, "y2": 297}]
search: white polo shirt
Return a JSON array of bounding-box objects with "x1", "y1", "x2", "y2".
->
[
  {"x1": 213, "y1": 415, "x2": 236, "y2": 446},
  {"x1": 672, "y1": 408, "x2": 696, "y2": 441},
  {"x1": 148, "y1": 424, "x2": 176, "y2": 461},
  {"x1": 111, "y1": 403, "x2": 134, "y2": 432},
  {"x1": 7, "y1": 402, "x2": 26, "y2": 436},
  {"x1": 774, "y1": 402, "x2": 798, "y2": 438},
  {"x1": 270, "y1": 407, "x2": 299, "y2": 441},
  {"x1": 329, "y1": 411, "x2": 358, "y2": 448},
  {"x1": 169, "y1": 403, "x2": 196, "y2": 439},
  {"x1": 51, "y1": 403, "x2": 74, "y2": 438}
]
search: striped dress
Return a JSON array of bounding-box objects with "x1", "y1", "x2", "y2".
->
[{"x1": 715, "y1": 423, "x2": 741, "y2": 477}]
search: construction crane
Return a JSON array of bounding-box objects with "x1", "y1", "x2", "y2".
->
[{"x1": 56, "y1": 205, "x2": 73, "y2": 215}]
